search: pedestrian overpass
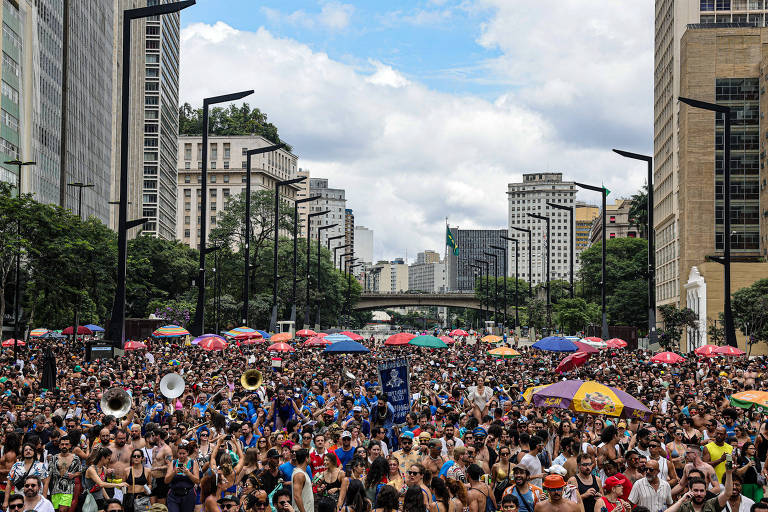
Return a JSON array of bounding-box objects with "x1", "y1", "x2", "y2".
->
[{"x1": 353, "y1": 292, "x2": 483, "y2": 311}]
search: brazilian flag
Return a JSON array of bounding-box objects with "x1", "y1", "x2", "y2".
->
[{"x1": 446, "y1": 226, "x2": 459, "y2": 256}]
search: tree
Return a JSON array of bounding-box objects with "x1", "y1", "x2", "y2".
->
[
  {"x1": 606, "y1": 280, "x2": 648, "y2": 328},
  {"x1": 474, "y1": 277, "x2": 530, "y2": 323},
  {"x1": 658, "y1": 304, "x2": 698, "y2": 350},
  {"x1": 525, "y1": 299, "x2": 547, "y2": 331},
  {"x1": 629, "y1": 184, "x2": 648, "y2": 239},
  {"x1": 554, "y1": 298, "x2": 600, "y2": 335},
  {"x1": 707, "y1": 313, "x2": 725, "y2": 346},
  {"x1": 732, "y1": 279, "x2": 768, "y2": 354}
]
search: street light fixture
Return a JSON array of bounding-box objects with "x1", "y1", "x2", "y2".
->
[
  {"x1": 613, "y1": 148, "x2": 658, "y2": 346},
  {"x1": 316, "y1": 223, "x2": 339, "y2": 328},
  {"x1": 510, "y1": 226, "x2": 533, "y2": 300},
  {"x1": 483, "y1": 251, "x2": 499, "y2": 324},
  {"x1": 334, "y1": 246, "x2": 352, "y2": 272},
  {"x1": 528, "y1": 212, "x2": 552, "y2": 331},
  {"x1": 574, "y1": 181, "x2": 609, "y2": 339},
  {"x1": 469, "y1": 264, "x2": 483, "y2": 323},
  {"x1": 109, "y1": 0, "x2": 195, "y2": 348},
  {"x1": 327, "y1": 234, "x2": 345, "y2": 252},
  {"x1": 346, "y1": 262, "x2": 363, "y2": 327},
  {"x1": 239, "y1": 143, "x2": 287, "y2": 327},
  {"x1": 546, "y1": 201, "x2": 574, "y2": 298},
  {"x1": 489, "y1": 244, "x2": 508, "y2": 330},
  {"x1": 475, "y1": 259, "x2": 489, "y2": 324},
  {"x1": 304, "y1": 209, "x2": 330, "y2": 327},
  {"x1": 500, "y1": 236, "x2": 520, "y2": 330},
  {"x1": 290, "y1": 195, "x2": 320, "y2": 323},
  {"x1": 66, "y1": 182, "x2": 93, "y2": 346}
]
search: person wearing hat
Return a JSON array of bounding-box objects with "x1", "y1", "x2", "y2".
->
[
  {"x1": 394, "y1": 431, "x2": 421, "y2": 476},
  {"x1": 255, "y1": 449, "x2": 281, "y2": 495},
  {"x1": 533, "y1": 474, "x2": 581, "y2": 512},
  {"x1": 217, "y1": 494, "x2": 239, "y2": 512},
  {"x1": 596, "y1": 476, "x2": 631, "y2": 512},
  {"x1": 334, "y1": 431, "x2": 355, "y2": 471},
  {"x1": 502, "y1": 464, "x2": 544, "y2": 512}
]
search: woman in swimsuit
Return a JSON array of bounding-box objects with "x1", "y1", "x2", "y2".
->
[
  {"x1": 123, "y1": 448, "x2": 153, "y2": 512},
  {"x1": 491, "y1": 447, "x2": 513, "y2": 504}
]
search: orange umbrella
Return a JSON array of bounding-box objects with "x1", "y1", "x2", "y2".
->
[
  {"x1": 199, "y1": 337, "x2": 228, "y2": 351},
  {"x1": 304, "y1": 337, "x2": 331, "y2": 347},
  {"x1": 270, "y1": 332, "x2": 293, "y2": 342},
  {"x1": 268, "y1": 342, "x2": 295, "y2": 352}
]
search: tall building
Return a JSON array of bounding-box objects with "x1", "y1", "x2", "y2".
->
[
  {"x1": 0, "y1": 1, "x2": 25, "y2": 191},
  {"x1": 345, "y1": 208, "x2": 355, "y2": 269},
  {"x1": 588, "y1": 199, "x2": 638, "y2": 245},
  {"x1": 409, "y1": 258, "x2": 446, "y2": 292},
  {"x1": 676, "y1": 25, "x2": 768, "y2": 352},
  {"x1": 446, "y1": 228, "x2": 506, "y2": 291},
  {"x1": 308, "y1": 178, "x2": 346, "y2": 257},
  {"x1": 110, "y1": 0, "x2": 182, "y2": 240},
  {"x1": 296, "y1": 168, "x2": 310, "y2": 238},
  {"x1": 575, "y1": 203, "x2": 599, "y2": 269},
  {"x1": 369, "y1": 259, "x2": 408, "y2": 293},
  {"x1": 507, "y1": 172, "x2": 577, "y2": 285},
  {"x1": 175, "y1": 134, "x2": 300, "y2": 249},
  {"x1": 416, "y1": 250, "x2": 440, "y2": 264},
  {"x1": 354, "y1": 225, "x2": 373, "y2": 264}
]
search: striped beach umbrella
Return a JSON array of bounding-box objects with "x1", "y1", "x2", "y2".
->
[
  {"x1": 152, "y1": 325, "x2": 190, "y2": 337},
  {"x1": 29, "y1": 328, "x2": 49, "y2": 338}
]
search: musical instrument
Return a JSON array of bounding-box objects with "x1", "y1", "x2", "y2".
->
[
  {"x1": 227, "y1": 409, "x2": 239, "y2": 421},
  {"x1": 101, "y1": 387, "x2": 132, "y2": 418},
  {"x1": 341, "y1": 367, "x2": 355, "y2": 381},
  {"x1": 420, "y1": 395, "x2": 430, "y2": 406},
  {"x1": 160, "y1": 373, "x2": 185, "y2": 399},
  {"x1": 240, "y1": 370, "x2": 263, "y2": 391}
]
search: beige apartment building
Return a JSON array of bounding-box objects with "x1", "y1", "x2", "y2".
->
[
  {"x1": 588, "y1": 199, "x2": 638, "y2": 245},
  {"x1": 176, "y1": 134, "x2": 301, "y2": 249}
]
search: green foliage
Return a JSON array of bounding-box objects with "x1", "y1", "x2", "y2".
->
[
  {"x1": 534, "y1": 279, "x2": 571, "y2": 303},
  {"x1": 525, "y1": 299, "x2": 547, "y2": 330},
  {"x1": 629, "y1": 184, "x2": 648, "y2": 238},
  {"x1": 732, "y1": 279, "x2": 768, "y2": 353},
  {"x1": 474, "y1": 276, "x2": 530, "y2": 323},
  {"x1": 658, "y1": 304, "x2": 698, "y2": 350},
  {"x1": 606, "y1": 280, "x2": 648, "y2": 328},
  {"x1": 707, "y1": 312, "x2": 725, "y2": 346},
  {"x1": 178, "y1": 102, "x2": 291, "y2": 151},
  {"x1": 554, "y1": 298, "x2": 600, "y2": 335}
]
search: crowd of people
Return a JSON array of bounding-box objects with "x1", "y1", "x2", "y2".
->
[{"x1": 0, "y1": 333, "x2": 766, "y2": 512}]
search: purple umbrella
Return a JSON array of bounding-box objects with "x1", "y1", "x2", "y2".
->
[
  {"x1": 531, "y1": 379, "x2": 651, "y2": 420},
  {"x1": 192, "y1": 334, "x2": 225, "y2": 345}
]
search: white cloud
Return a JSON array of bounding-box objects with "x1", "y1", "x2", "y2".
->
[
  {"x1": 259, "y1": 2, "x2": 354, "y2": 31},
  {"x1": 179, "y1": 1, "x2": 651, "y2": 261},
  {"x1": 319, "y1": 2, "x2": 354, "y2": 30}
]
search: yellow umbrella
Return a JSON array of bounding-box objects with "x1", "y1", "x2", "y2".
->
[
  {"x1": 481, "y1": 335, "x2": 503, "y2": 343},
  {"x1": 523, "y1": 384, "x2": 550, "y2": 403},
  {"x1": 487, "y1": 347, "x2": 520, "y2": 358}
]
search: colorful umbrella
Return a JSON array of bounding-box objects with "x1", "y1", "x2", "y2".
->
[
  {"x1": 1, "y1": 339, "x2": 25, "y2": 347},
  {"x1": 295, "y1": 329, "x2": 317, "y2": 338},
  {"x1": 487, "y1": 347, "x2": 520, "y2": 358},
  {"x1": 481, "y1": 335, "x2": 503, "y2": 343},
  {"x1": 532, "y1": 336, "x2": 577, "y2": 352},
  {"x1": 84, "y1": 324, "x2": 105, "y2": 332},
  {"x1": 304, "y1": 336, "x2": 331, "y2": 347},
  {"x1": 523, "y1": 384, "x2": 550, "y2": 403},
  {"x1": 198, "y1": 337, "x2": 228, "y2": 351},
  {"x1": 29, "y1": 328, "x2": 49, "y2": 338},
  {"x1": 582, "y1": 336, "x2": 604, "y2": 343},
  {"x1": 192, "y1": 334, "x2": 226, "y2": 345},
  {"x1": 573, "y1": 341, "x2": 599, "y2": 354},
  {"x1": 606, "y1": 338, "x2": 628, "y2": 349},
  {"x1": 62, "y1": 325, "x2": 93, "y2": 335},
  {"x1": 255, "y1": 330, "x2": 271, "y2": 339},
  {"x1": 438, "y1": 335, "x2": 455, "y2": 345},
  {"x1": 339, "y1": 331, "x2": 364, "y2": 341},
  {"x1": 324, "y1": 340, "x2": 370, "y2": 353},
  {"x1": 694, "y1": 344, "x2": 718, "y2": 357},
  {"x1": 651, "y1": 351, "x2": 686, "y2": 364},
  {"x1": 238, "y1": 337, "x2": 264, "y2": 345},
  {"x1": 556, "y1": 352, "x2": 590, "y2": 374},
  {"x1": 713, "y1": 345, "x2": 746, "y2": 356},
  {"x1": 324, "y1": 333, "x2": 353, "y2": 343},
  {"x1": 408, "y1": 335, "x2": 448, "y2": 349},
  {"x1": 124, "y1": 341, "x2": 147, "y2": 350},
  {"x1": 268, "y1": 342, "x2": 295, "y2": 352},
  {"x1": 224, "y1": 326, "x2": 258, "y2": 338},
  {"x1": 269, "y1": 332, "x2": 294, "y2": 343},
  {"x1": 384, "y1": 332, "x2": 416, "y2": 346},
  {"x1": 580, "y1": 338, "x2": 608, "y2": 349},
  {"x1": 730, "y1": 390, "x2": 768, "y2": 411},
  {"x1": 450, "y1": 329, "x2": 469, "y2": 337},
  {"x1": 152, "y1": 325, "x2": 189, "y2": 337},
  {"x1": 531, "y1": 379, "x2": 651, "y2": 420},
  {"x1": 230, "y1": 331, "x2": 263, "y2": 340}
]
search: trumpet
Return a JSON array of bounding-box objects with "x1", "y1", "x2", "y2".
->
[
  {"x1": 240, "y1": 370, "x2": 263, "y2": 391},
  {"x1": 420, "y1": 395, "x2": 430, "y2": 406}
]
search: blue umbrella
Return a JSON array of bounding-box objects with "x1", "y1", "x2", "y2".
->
[
  {"x1": 532, "y1": 336, "x2": 578, "y2": 352},
  {"x1": 85, "y1": 324, "x2": 105, "y2": 332},
  {"x1": 324, "y1": 333, "x2": 353, "y2": 343},
  {"x1": 255, "y1": 330, "x2": 271, "y2": 339},
  {"x1": 324, "y1": 340, "x2": 370, "y2": 354}
]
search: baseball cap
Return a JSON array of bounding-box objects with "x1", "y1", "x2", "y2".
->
[
  {"x1": 419, "y1": 432, "x2": 431, "y2": 441},
  {"x1": 266, "y1": 448, "x2": 280, "y2": 459},
  {"x1": 352, "y1": 406, "x2": 362, "y2": 412},
  {"x1": 218, "y1": 495, "x2": 239, "y2": 505},
  {"x1": 545, "y1": 465, "x2": 567, "y2": 476},
  {"x1": 543, "y1": 475, "x2": 566, "y2": 489},
  {"x1": 400, "y1": 431, "x2": 414, "y2": 439},
  {"x1": 604, "y1": 476, "x2": 623, "y2": 491},
  {"x1": 341, "y1": 431, "x2": 352, "y2": 439}
]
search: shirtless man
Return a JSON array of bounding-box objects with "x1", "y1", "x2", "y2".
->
[
  {"x1": 150, "y1": 429, "x2": 173, "y2": 505},
  {"x1": 535, "y1": 475, "x2": 582, "y2": 512},
  {"x1": 467, "y1": 464, "x2": 496, "y2": 512},
  {"x1": 129, "y1": 424, "x2": 145, "y2": 451},
  {"x1": 421, "y1": 440, "x2": 446, "y2": 476},
  {"x1": 671, "y1": 446, "x2": 720, "y2": 497},
  {"x1": 108, "y1": 430, "x2": 133, "y2": 477}
]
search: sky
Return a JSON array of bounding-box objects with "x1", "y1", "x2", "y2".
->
[{"x1": 178, "y1": 0, "x2": 654, "y2": 263}]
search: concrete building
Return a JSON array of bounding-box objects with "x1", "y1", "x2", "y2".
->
[
  {"x1": 296, "y1": 168, "x2": 310, "y2": 238},
  {"x1": 416, "y1": 250, "x2": 440, "y2": 264},
  {"x1": 575, "y1": 203, "x2": 599, "y2": 268},
  {"x1": 507, "y1": 172, "x2": 577, "y2": 284},
  {"x1": 308, "y1": 178, "x2": 346, "y2": 258},
  {"x1": 175, "y1": 134, "x2": 300, "y2": 249},
  {"x1": 0, "y1": 1, "x2": 25, "y2": 191},
  {"x1": 588, "y1": 199, "x2": 638, "y2": 245},
  {"x1": 446, "y1": 228, "x2": 506, "y2": 291},
  {"x1": 354, "y1": 225, "x2": 373, "y2": 264},
  {"x1": 369, "y1": 259, "x2": 408, "y2": 293},
  {"x1": 676, "y1": 25, "x2": 768, "y2": 352},
  {"x1": 408, "y1": 259, "x2": 447, "y2": 293},
  {"x1": 345, "y1": 208, "x2": 354, "y2": 268}
]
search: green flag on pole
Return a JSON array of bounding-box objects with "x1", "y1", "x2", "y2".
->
[{"x1": 446, "y1": 226, "x2": 459, "y2": 256}]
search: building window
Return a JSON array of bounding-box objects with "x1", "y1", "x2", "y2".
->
[
  {"x1": 701, "y1": 0, "x2": 715, "y2": 9},
  {"x1": 184, "y1": 189, "x2": 191, "y2": 197},
  {"x1": 145, "y1": 96, "x2": 158, "y2": 106},
  {"x1": 609, "y1": 233, "x2": 616, "y2": 238},
  {"x1": 210, "y1": 144, "x2": 217, "y2": 160},
  {"x1": 242, "y1": 160, "x2": 247, "y2": 169},
  {"x1": 223, "y1": 188, "x2": 230, "y2": 197},
  {"x1": 185, "y1": 202, "x2": 191, "y2": 211},
  {"x1": 145, "y1": 109, "x2": 158, "y2": 119},
  {"x1": 210, "y1": 161, "x2": 216, "y2": 169},
  {"x1": 210, "y1": 202, "x2": 216, "y2": 211},
  {"x1": 184, "y1": 143, "x2": 192, "y2": 160},
  {"x1": 143, "y1": 179, "x2": 157, "y2": 189},
  {"x1": 223, "y1": 161, "x2": 229, "y2": 169},
  {"x1": 609, "y1": 216, "x2": 616, "y2": 223},
  {"x1": 146, "y1": 54, "x2": 159, "y2": 64},
  {"x1": 210, "y1": 216, "x2": 216, "y2": 225},
  {"x1": 2, "y1": 51, "x2": 19, "y2": 78},
  {"x1": 224, "y1": 143, "x2": 230, "y2": 159},
  {"x1": 144, "y1": 165, "x2": 157, "y2": 175},
  {"x1": 144, "y1": 151, "x2": 157, "y2": 161},
  {"x1": 184, "y1": 175, "x2": 190, "y2": 183},
  {"x1": 210, "y1": 189, "x2": 217, "y2": 197},
  {"x1": 1, "y1": 80, "x2": 18, "y2": 104},
  {"x1": 210, "y1": 174, "x2": 216, "y2": 183},
  {"x1": 223, "y1": 175, "x2": 229, "y2": 183},
  {"x1": 146, "y1": 67, "x2": 159, "y2": 78},
  {"x1": 185, "y1": 162, "x2": 190, "y2": 169},
  {"x1": 143, "y1": 193, "x2": 157, "y2": 204},
  {"x1": 1, "y1": 109, "x2": 18, "y2": 130},
  {"x1": 242, "y1": 175, "x2": 247, "y2": 183},
  {"x1": 0, "y1": 137, "x2": 18, "y2": 158}
]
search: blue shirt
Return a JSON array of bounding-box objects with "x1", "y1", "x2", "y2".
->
[
  {"x1": 240, "y1": 435, "x2": 259, "y2": 448},
  {"x1": 335, "y1": 447, "x2": 355, "y2": 471}
]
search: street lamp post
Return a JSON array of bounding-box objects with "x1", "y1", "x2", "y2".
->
[
  {"x1": 66, "y1": 181, "x2": 93, "y2": 346},
  {"x1": 327, "y1": 234, "x2": 345, "y2": 252},
  {"x1": 677, "y1": 97, "x2": 737, "y2": 348},
  {"x1": 510, "y1": 226, "x2": 533, "y2": 300},
  {"x1": 240, "y1": 143, "x2": 289, "y2": 325},
  {"x1": 469, "y1": 264, "x2": 483, "y2": 324},
  {"x1": 528, "y1": 212, "x2": 552, "y2": 331},
  {"x1": 316, "y1": 224, "x2": 339, "y2": 328},
  {"x1": 613, "y1": 148, "x2": 657, "y2": 345},
  {"x1": 346, "y1": 262, "x2": 363, "y2": 327},
  {"x1": 475, "y1": 259, "x2": 489, "y2": 324},
  {"x1": 334, "y1": 246, "x2": 352, "y2": 272},
  {"x1": 5, "y1": 159, "x2": 34, "y2": 360},
  {"x1": 483, "y1": 251, "x2": 499, "y2": 325},
  {"x1": 500, "y1": 236, "x2": 519, "y2": 330},
  {"x1": 304, "y1": 209, "x2": 330, "y2": 328},
  {"x1": 490, "y1": 244, "x2": 508, "y2": 331},
  {"x1": 291, "y1": 195, "x2": 320, "y2": 323},
  {"x1": 546, "y1": 202, "x2": 574, "y2": 298},
  {"x1": 109, "y1": 0, "x2": 196, "y2": 348},
  {"x1": 574, "y1": 182, "x2": 609, "y2": 339}
]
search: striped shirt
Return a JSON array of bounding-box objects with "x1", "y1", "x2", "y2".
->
[{"x1": 627, "y1": 477, "x2": 673, "y2": 512}]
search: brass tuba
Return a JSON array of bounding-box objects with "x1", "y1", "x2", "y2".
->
[
  {"x1": 240, "y1": 370, "x2": 263, "y2": 391},
  {"x1": 341, "y1": 367, "x2": 356, "y2": 382},
  {"x1": 101, "y1": 387, "x2": 132, "y2": 418},
  {"x1": 160, "y1": 373, "x2": 185, "y2": 399}
]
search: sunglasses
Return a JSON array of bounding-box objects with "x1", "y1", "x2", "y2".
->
[
  {"x1": 255, "y1": 502, "x2": 268, "y2": 508},
  {"x1": 8, "y1": 505, "x2": 23, "y2": 510},
  {"x1": 408, "y1": 471, "x2": 421, "y2": 476}
]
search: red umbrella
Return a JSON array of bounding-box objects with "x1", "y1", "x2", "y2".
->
[
  {"x1": 124, "y1": 341, "x2": 147, "y2": 350},
  {"x1": 62, "y1": 325, "x2": 93, "y2": 335},
  {"x1": 556, "y1": 351, "x2": 590, "y2": 374},
  {"x1": 606, "y1": 338, "x2": 628, "y2": 349},
  {"x1": 238, "y1": 337, "x2": 264, "y2": 345},
  {"x1": 694, "y1": 344, "x2": 718, "y2": 357},
  {"x1": 268, "y1": 342, "x2": 295, "y2": 352},
  {"x1": 198, "y1": 337, "x2": 228, "y2": 351},
  {"x1": 316, "y1": 333, "x2": 328, "y2": 337},
  {"x1": 296, "y1": 329, "x2": 316, "y2": 338},
  {"x1": 582, "y1": 336, "x2": 603, "y2": 343},
  {"x1": 304, "y1": 336, "x2": 331, "y2": 347},
  {"x1": 450, "y1": 329, "x2": 469, "y2": 337},
  {"x1": 340, "y1": 331, "x2": 364, "y2": 341},
  {"x1": 384, "y1": 333, "x2": 416, "y2": 346},
  {"x1": 439, "y1": 335, "x2": 455, "y2": 345},
  {"x1": 1, "y1": 339, "x2": 25, "y2": 347},
  {"x1": 713, "y1": 345, "x2": 746, "y2": 356},
  {"x1": 651, "y1": 351, "x2": 685, "y2": 364},
  {"x1": 573, "y1": 341, "x2": 599, "y2": 354},
  {"x1": 232, "y1": 332, "x2": 263, "y2": 340}
]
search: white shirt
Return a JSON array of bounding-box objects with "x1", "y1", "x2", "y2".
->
[
  {"x1": 627, "y1": 477, "x2": 673, "y2": 512},
  {"x1": 519, "y1": 453, "x2": 543, "y2": 488},
  {"x1": 724, "y1": 495, "x2": 754, "y2": 512},
  {"x1": 29, "y1": 496, "x2": 55, "y2": 512}
]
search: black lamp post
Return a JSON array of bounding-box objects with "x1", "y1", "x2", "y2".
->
[
  {"x1": 109, "y1": 0, "x2": 195, "y2": 348},
  {"x1": 483, "y1": 251, "x2": 499, "y2": 324},
  {"x1": 291, "y1": 195, "x2": 320, "y2": 323},
  {"x1": 613, "y1": 148, "x2": 658, "y2": 346},
  {"x1": 316, "y1": 223, "x2": 339, "y2": 328},
  {"x1": 510, "y1": 226, "x2": 533, "y2": 300},
  {"x1": 528, "y1": 212, "x2": 551, "y2": 331},
  {"x1": 500, "y1": 236, "x2": 519, "y2": 330},
  {"x1": 574, "y1": 182, "x2": 609, "y2": 339},
  {"x1": 469, "y1": 264, "x2": 483, "y2": 323},
  {"x1": 327, "y1": 234, "x2": 345, "y2": 252},
  {"x1": 489, "y1": 244, "x2": 508, "y2": 330},
  {"x1": 475, "y1": 259, "x2": 489, "y2": 324},
  {"x1": 546, "y1": 202, "x2": 574, "y2": 298},
  {"x1": 240, "y1": 143, "x2": 286, "y2": 326},
  {"x1": 334, "y1": 245, "x2": 352, "y2": 271},
  {"x1": 346, "y1": 262, "x2": 363, "y2": 327},
  {"x1": 66, "y1": 181, "x2": 93, "y2": 346},
  {"x1": 210, "y1": 244, "x2": 222, "y2": 334},
  {"x1": 304, "y1": 209, "x2": 330, "y2": 327}
]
